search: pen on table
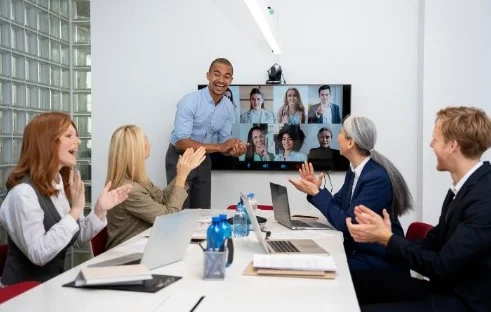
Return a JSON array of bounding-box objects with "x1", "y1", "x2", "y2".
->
[{"x1": 190, "y1": 296, "x2": 205, "y2": 312}]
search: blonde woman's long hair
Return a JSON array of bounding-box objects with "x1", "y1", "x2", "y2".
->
[{"x1": 106, "y1": 125, "x2": 149, "y2": 189}]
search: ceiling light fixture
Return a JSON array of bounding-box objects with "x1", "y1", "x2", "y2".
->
[{"x1": 244, "y1": 0, "x2": 281, "y2": 54}]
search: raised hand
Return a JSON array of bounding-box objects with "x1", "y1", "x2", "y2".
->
[
  {"x1": 299, "y1": 161, "x2": 323, "y2": 189},
  {"x1": 94, "y1": 182, "x2": 132, "y2": 218},
  {"x1": 316, "y1": 105, "x2": 324, "y2": 117},
  {"x1": 176, "y1": 147, "x2": 207, "y2": 185},
  {"x1": 256, "y1": 145, "x2": 265, "y2": 156},
  {"x1": 288, "y1": 177, "x2": 320, "y2": 196},
  {"x1": 69, "y1": 169, "x2": 85, "y2": 220}
]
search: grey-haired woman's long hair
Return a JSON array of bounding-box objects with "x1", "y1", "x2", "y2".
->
[{"x1": 343, "y1": 116, "x2": 413, "y2": 216}]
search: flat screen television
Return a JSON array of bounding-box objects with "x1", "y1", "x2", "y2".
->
[{"x1": 199, "y1": 84, "x2": 351, "y2": 171}]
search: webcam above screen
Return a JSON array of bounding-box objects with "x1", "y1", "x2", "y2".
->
[{"x1": 198, "y1": 84, "x2": 351, "y2": 172}]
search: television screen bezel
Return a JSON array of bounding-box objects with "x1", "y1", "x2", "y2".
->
[{"x1": 198, "y1": 84, "x2": 351, "y2": 172}]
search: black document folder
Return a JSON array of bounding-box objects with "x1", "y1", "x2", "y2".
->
[{"x1": 63, "y1": 274, "x2": 181, "y2": 293}]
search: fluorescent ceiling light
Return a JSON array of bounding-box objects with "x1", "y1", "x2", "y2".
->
[{"x1": 244, "y1": 0, "x2": 281, "y2": 54}]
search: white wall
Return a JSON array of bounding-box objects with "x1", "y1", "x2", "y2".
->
[
  {"x1": 421, "y1": 0, "x2": 491, "y2": 224},
  {"x1": 91, "y1": 0, "x2": 489, "y2": 231}
]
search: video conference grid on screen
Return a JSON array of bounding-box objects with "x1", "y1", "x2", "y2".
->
[{"x1": 199, "y1": 84, "x2": 351, "y2": 171}]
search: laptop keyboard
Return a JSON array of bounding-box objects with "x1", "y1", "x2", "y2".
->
[
  {"x1": 268, "y1": 240, "x2": 300, "y2": 253},
  {"x1": 291, "y1": 219, "x2": 329, "y2": 228},
  {"x1": 291, "y1": 220, "x2": 311, "y2": 228}
]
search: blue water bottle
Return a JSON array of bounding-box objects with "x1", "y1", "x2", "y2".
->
[
  {"x1": 233, "y1": 200, "x2": 249, "y2": 238},
  {"x1": 219, "y1": 214, "x2": 232, "y2": 239},
  {"x1": 206, "y1": 216, "x2": 223, "y2": 250}
]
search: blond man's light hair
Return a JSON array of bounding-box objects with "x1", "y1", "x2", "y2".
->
[
  {"x1": 106, "y1": 125, "x2": 149, "y2": 189},
  {"x1": 436, "y1": 106, "x2": 491, "y2": 159}
]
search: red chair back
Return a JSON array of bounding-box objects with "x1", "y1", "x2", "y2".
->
[
  {"x1": 406, "y1": 222, "x2": 434, "y2": 241},
  {"x1": 0, "y1": 281, "x2": 40, "y2": 304},
  {"x1": 0, "y1": 244, "x2": 7, "y2": 276},
  {"x1": 226, "y1": 204, "x2": 273, "y2": 211},
  {"x1": 91, "y1": 227, "x2": 108, "y2": 257}
]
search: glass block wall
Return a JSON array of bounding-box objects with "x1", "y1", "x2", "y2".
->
[{"x1": 0, "y1": 0, "x2": 91, "y2": 268}]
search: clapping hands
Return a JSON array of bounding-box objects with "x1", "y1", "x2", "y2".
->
[
  {"x1": 288, "y1": 161, "x2": 323, "y2": 196},
  {"x1": 69, "y1": 169, "x2": 85, "y2": 220},
  {"x1": 176, "y1": 147, "x2": 207, "y2": 186},
  {"x1": 69, "y1": 167, "x2": 133, "y2": 220},
  {"x1": 346, "y1": 205, "x2": 393, "y2": 246},
  {"x1": 93, "y1": 182, "x2": 132, "y2": 219}
]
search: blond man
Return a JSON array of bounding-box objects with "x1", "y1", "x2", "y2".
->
[{"x1": 347, "y1": 106, "x2": 491, "y2": 311}]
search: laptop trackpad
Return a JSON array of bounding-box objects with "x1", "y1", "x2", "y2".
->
[{"x1": 293, "y1": 240, "x2": 328, "y2": 254}]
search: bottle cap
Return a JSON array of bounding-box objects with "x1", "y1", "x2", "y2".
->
[
  {"x1": 219, "y1": 214, "x2": 227, "y2": 220},
  {"x1": 247, "y1": 193, "x2": 255, "y2": 198},
  {"x1": 212, "y1": 216, "x2": 220, "y2": 223}
]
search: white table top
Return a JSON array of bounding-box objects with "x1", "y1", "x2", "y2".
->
[{"x1": 1, "y1": 210, "x2": 360, "y2": 312}]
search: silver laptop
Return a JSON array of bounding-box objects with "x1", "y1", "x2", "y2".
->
[
  {"x1": 270, "y1": 182, "x2": 332, "y2": 230},
  {"x1": 90, "y1": 209, "x2": 200, "y2": 270},
  {"x1": 241, "y1": 193, "x2": 327, "y2": 254}
]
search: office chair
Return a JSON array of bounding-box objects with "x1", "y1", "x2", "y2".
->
[
  {"x1": 406, "y1": 221, "x2": 434, "y2": 280},
  {"x1": 0, "y1": 281, "x2": 41, "y2": 304},
  {"x1": 91, "y1": 227, "x2": 108, "y2": 257},
  {"x1": 0, "y1": 244, "x2": 7, "y2": 275},
  {"x1": 406, "y1": 222, "x2": 434, "y2": 242},
  {"x1": 0, "y1": 244, "x2": 41, "y2": 304}
]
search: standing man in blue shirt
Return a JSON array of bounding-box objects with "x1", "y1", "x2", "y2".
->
[{"x1": 166, "y1": 58, "x2": 247, "y2": 209}]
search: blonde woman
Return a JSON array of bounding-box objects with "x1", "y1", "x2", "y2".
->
[
  {"x1": 105, "y1": 125, "x2": 206, "y2": 249},
  {"x1": 276, "y1": 87, "x2": 306, "y2": 124}
]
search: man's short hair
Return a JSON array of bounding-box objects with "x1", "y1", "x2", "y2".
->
[
  {"x1": 208, "y1": 58, "x2": 233, "y2": 75},
  {"x1": 436, "y1": 106, "x2": 491, "y2": 158},
  {"x1": 318, "y1": 85, "x2": 331, "y2": 95}
]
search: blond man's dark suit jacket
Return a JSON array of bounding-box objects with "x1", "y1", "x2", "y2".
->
[{"x1": 387, "y1": 161, "x2": 491, "y2": 310}]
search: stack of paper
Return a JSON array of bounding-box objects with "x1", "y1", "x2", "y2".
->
[
  {"x1": 75, "y1": 264, "x2": 153, "y2": 286},
  {"x1": 253, "y1": 254, "x2": 337, "y2": 271},
  {"x1": 243, "y1": 254, "x2": 337, "y2": 279}
]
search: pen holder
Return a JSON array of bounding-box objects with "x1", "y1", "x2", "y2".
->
[{"x1": 203, "y1": 250, "x2": 226, "y2": 280}]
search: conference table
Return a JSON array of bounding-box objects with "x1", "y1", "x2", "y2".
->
[{"x1": 1, "y1": 209, "x2": 360, "y2": 311}]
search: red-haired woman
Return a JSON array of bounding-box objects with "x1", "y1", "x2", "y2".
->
[{"x1": 0, "y1": 112, "x2": 132, "y2": 285}]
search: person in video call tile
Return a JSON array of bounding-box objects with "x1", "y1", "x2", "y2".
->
[
  {"x1": 166, "y1": 58, "x2": 248, "y2": 209},
  {"x1": 224, "y1": 87, "x2": 239, "y2": 123},
  {"x1": 347, "y1": 107, "x2": 491, "y2": 312},
  {"x1": 307, "y1": 85, "x2": 341, "y2": 124},
  {"x1": 0, "y1": 112, "x2": 132, "y2": 285},
  {"x1": 274, "y1": 125, "x2": 307, "y2": 161},
  {"x1": 307, "y1": 127, "x2": 348, "y2": 170},
  {"x1": 240, "y1": 125, "x2": 275, "y2": 161},
  {"x1": 289, "y1": 116, "x2": 413, "y2": 272},
  {"x1": 277, "y1": 87, "x2": 306, "y2": 124},
  {"x1": 240, "y1": 88, "x2": 275, "y2": 123},
  {"x1": 105, "y1": 125, "x2": 206, "y2": 249}
]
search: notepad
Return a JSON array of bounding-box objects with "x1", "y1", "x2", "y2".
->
[
  {"x1": 75, "y1": 264, "x2": 153, "y2": 286},
  {"x1": 253, "y1": 254, "x2": 337, "y2": 272}
]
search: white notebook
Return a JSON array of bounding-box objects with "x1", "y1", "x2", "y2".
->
[
  {"x1": 75, "y1": 264, "x2": 153, "y2": 286},
  {"x1": 253, "y1": 254, "x2": 337, "y2": 272}
]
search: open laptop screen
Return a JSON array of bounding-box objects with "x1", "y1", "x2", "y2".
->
[{"x1": 270, "y1": 182, "x2": 294, "y2": 227}]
